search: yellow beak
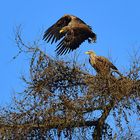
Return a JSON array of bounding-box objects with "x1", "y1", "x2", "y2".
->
[
  {"x1": 85, "y1": 51, "x2": 89, "y2": 54},
  {"x1": 59, "y1": 29, "x2": 64, "y2": 33}
]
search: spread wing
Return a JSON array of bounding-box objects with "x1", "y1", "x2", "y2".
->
[
  {"x1": 43, "y1": 15, "x2": 71, "y2": 44},
  {"x1": 55, "y1": 27, "x2": 90, "y2": 55},
  {"x1": 74, "y1": 16, "x2": 92, "y2": 29}
]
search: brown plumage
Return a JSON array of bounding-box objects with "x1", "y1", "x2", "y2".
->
[
  {"x1": 85, "y1": 50, "x2": 118, "y2": 76},
  {"x1": 43, "y1": 14, "x2": 96, "y2": 55}
]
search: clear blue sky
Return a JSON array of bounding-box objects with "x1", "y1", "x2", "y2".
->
[{"x1": 0, "y1": 0, "x2": 140, "y2": 107}]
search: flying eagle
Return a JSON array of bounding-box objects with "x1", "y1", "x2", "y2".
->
[
  {"x1": 43, "y1": 14, "x2": 96, "y2": 55},
  {"x1": 85, "y1": 50, "x2": 118, "y2": 76}
]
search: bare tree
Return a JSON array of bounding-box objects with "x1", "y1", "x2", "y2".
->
[{"x1": 0, "y1": 29, "x2": 139, "y2": 140}]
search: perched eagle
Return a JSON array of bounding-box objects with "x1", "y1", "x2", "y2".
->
[
  {"x1": 43, "y1": 14, "x2": 96, "y2": 55},
  {"x1": 85, "y1": 50, "x2": 118, "y2": 76}
]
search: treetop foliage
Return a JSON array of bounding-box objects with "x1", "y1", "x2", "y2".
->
[{"x1": 0, "y1": 29, "x2": 139, "y2": 140}]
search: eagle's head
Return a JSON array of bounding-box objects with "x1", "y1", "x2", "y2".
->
[
  {"x1": 85, "y1": 50, "x2": 96, "y2": 56},
  {"x1": 59, "y1": 26, "x2": 70, "y2": 34}
]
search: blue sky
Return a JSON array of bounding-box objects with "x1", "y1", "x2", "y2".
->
[{"x1": 0, "y1": 0, "x2": 140, "y2": 107}]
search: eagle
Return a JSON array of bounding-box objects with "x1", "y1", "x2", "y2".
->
[
  {"x1": 85, "y1": 50, "x2": 119, "y2": 76},
  {"x1": 43, "y1": 14, "x2": 96, "y2": 55}
]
